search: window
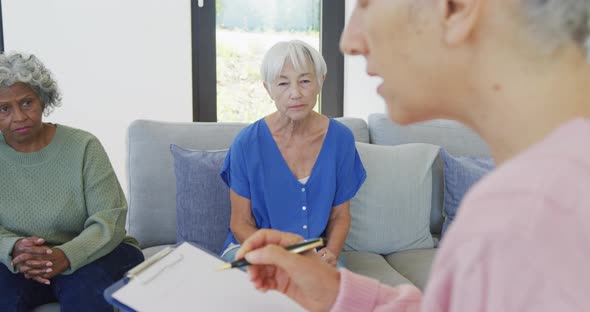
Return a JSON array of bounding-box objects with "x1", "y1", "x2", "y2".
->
[{"x1": 191, "y1": 0, "x2": 344, "y2": 122}]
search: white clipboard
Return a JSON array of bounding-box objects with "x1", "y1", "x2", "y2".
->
[{"x1": 110, "y1": 242, "x2": 304, "y2": 311}]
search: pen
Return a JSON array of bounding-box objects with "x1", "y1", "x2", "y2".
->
[{"x1": 216, "y1": 237, "x2": 325, "y2": 271}]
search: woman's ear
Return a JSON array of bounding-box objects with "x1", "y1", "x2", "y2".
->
[{"x1": 438, "y1": 0, "x2": 482, "y2": 46}]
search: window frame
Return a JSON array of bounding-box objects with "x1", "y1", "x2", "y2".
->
[{"x1": 0, "y1": 1, "x2": 4, "y2": 53}]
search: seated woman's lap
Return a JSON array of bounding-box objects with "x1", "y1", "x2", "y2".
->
[
  {"x1": 221, "y1": 243, "x2": 241, "y2": 262},
  {"x1": 0, "y1": 263, "x2": 56, "y2": 312},
  {"x1": 0, "y1": 243, "x2": 144, "y2": 312}
]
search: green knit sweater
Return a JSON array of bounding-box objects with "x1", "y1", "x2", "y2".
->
[{"x1": 0, "y1": 124, "x2": 139, "y2": 274}]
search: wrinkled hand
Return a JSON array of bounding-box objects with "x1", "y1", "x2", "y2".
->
[
  {"x1": 11, "y1": 238, "x2": 70, "y2": 285},
  {"x1": 11, "y1": 237, "x2": 53, "y2": 284},
  {"x1": 237, "y1": 229, "x2": 341, "y2": 312},
  {"x1": 317, "y1": 247, "x2": 338, "y2": 267},
  {"x1": 14, "y1": 248, "x2": 70, "y2": 284},
  {"x1": 11, "y1": 237, "x2": 52, "y2": 260}
]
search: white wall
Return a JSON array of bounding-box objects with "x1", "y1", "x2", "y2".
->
[
  {"x1": 2, "y1": 0, "x2": 379, "y2": 193},
  {"x1": 343, "y1": 0, "x2": 386, "y2": 120},
  {"x1": 3, "y1": 0, "x2": 193, "y2": 192}
]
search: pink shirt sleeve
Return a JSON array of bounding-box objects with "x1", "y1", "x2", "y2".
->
[{"x1": 331, "y1": 269, "x2": 422, "y2": 312}]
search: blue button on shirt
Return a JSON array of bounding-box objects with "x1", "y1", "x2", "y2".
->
[{"x1": 220, "y1": 118, "x2": 366, "y2": 252}]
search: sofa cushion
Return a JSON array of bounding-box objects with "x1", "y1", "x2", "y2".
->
[
  {"x1": 367, "y1": 113, "x2": 491, "y2": 235},
  {"x1": 368, "y1": 115, "x2": 490, "y2": 156},
  {"x1": 440, "y1": 149, "x2": 494, "y2": 235},
  {"x1": 337, "y1": 117, "x2": 371, "y2": 143},
  {"x1": 31, "y1": 303, "x2": 60, "y2": 312},
  {"x1": 340, "y1": 251, "x2": 412, "y2": 287},
  {"x1": 345, "y1": 142, "x2": 439, "y2": 255},
  {"x1": 170, "y1": 145, "x2": 231, "y2": 254},
  {"x1": 385, "y1": 248, "x2": 437, "y2": 291}
]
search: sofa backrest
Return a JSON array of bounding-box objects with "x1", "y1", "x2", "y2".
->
[
  {"x1": 367, "y1": 113, "x2": 491, "y2": 235},
  {"x1": 127, "y1": 118, "x2": 370, "y2": 248}
]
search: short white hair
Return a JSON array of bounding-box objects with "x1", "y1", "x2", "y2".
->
[
  {"x1": 260, "y1": 40, "x2": 327, "y2": 91},
  {"x1": 522, "y1": 0, "x2": 590, "y2": 58}
]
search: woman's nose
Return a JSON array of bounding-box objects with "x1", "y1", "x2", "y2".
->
[
  {"x1": 289, "y1": 85, "x2": 303, "y2": 98},
  {"x1": 340, "y1": 9, "x2": 368, "y2": 56},
  {"x1": 12, "y1": 106, "x2": 28, "y2": 122}
]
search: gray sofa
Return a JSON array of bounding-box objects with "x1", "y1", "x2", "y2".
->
[
  {"x1": 126, "y1": 113, "x2": 489, "y2": 288},
  {"x1": 35, "y1": 113, "x2": 489, "y2": 312}
]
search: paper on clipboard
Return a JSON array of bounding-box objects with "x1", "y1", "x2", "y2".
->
[{"x1": 112, "y1": 242, "x2": 304, "y2": 311}]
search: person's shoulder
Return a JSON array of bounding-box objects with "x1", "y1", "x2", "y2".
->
[
  {"x1": 329, "y1": 118, "x2": 355, "y2": 142},
  {"x1": 56, "y1": 124, "x2": 100, "y2": 145},
  {"x1": 52, "y1": 125, "x2": 109, "y2": 161},
  {"x1": 330, "y1": 118, "x2": 354, "y2": 135},
  {"x1": 446, "y1": 137, "x2": 590, "y2": 247},
  {"x1": 468, "y1": 128, "x2": 590, "y2": 209},
  {"x1": 231, "y1": 118, "x2": 265, "y2": 147}
]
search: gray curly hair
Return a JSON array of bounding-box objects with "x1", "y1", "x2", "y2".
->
[
  {"x1": 523, "y1": 0, "x2": 590, "y2": 57},
  {"x1": 0, "y1": 52, "x2": 61, "y2": 115}
]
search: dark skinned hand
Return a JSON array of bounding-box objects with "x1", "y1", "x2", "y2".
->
[{"x1": 11, "y1": 237, "x2": 70, "y2": 285}]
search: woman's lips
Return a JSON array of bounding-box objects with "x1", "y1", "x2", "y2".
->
[
  {"x1": 377, "y1": 83, "x2": 384, "y2": 95},
  {"x1": 288, "y1": 104, "x2": 306, "y2": 110},
  {"x1": 14, "y1": 127, "x2": 30, "y2": 133}
]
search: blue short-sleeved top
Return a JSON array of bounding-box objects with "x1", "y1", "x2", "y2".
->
[{"x1": 220, "y1": 118, "x2": 366, "y2": 252}]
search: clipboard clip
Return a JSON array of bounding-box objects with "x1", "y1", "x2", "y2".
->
[
  {"x1": 137, "y1": 253, "x2": 184, "y2": 285},
  {"x1": 126, "y1": 246, "x2": 174, "y2": 280}
]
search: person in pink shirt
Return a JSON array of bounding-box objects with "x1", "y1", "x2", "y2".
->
[{"x1": 235, "y1": 0, "x2": 590, "y2": 311}]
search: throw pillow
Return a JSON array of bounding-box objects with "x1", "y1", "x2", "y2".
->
[
  {"x1": 170, "y1": 144, "x2": 231, "y2": 254},
  {"x1": 440, "y1": 149, "x2": 494, "y2": 235},
  {"x1": 345, "y1": 142, "x2": 440, "y2": 255}
]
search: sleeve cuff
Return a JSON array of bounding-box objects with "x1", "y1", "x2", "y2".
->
[
  {"x1": 56, "y1": 243, "x2": 88, "y2": 274},
  {"x1": 333, "y1": 168, "x2": 367, "y2": 207},
  {"x1": 0, "y1": 236, "x2": 23, "y2": 273},
  {"x1": 332, "y1": 269, "x2": 381, "y2": 312}
]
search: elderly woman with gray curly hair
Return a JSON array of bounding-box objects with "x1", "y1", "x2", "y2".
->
[{"x1": 0, "y1": 52, "x2": 144, "y2": 311}]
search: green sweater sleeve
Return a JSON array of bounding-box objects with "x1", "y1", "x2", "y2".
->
[
  {"x1": 0, "y1": 226, "x2": 23, "y2": 273},
  {"x1": 56, "y1": 137, "x2": 128, "y2": 274}
]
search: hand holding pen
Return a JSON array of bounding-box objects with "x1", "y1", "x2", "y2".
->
[
  {"x1": 217, "y1": 237, "x2": 325, "y2": 270},
  {"x1": 231, "y1": 229, "x2": 341, "y2": 312}
]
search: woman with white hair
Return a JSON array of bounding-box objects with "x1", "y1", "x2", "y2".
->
[
  {"x1": 219, "y1": 40, "x2": 366, "y2": 267},
  {"x1": 0, "y1": 53, "x2": 144, "y2": 311},
  {"x1": 234, "y1": 0, "x2": 590, "y2": 311}
]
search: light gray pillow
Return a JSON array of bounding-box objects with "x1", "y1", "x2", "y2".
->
[{"x1": 345, "y1": 142, "x2": 440, "y2": 254}]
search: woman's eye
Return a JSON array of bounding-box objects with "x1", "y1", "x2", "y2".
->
[
  {"x1": 0, "y1": 106, "x2": 8, "y2": 112},
  {"x1": 22, "y1": 99, "x2": 32, "y2": 106},
  {"x1": 278, "y1": 82, "x2": 288, "y2": 86},
  {"x1": 301, "y1": 80, "x2": 311, "y2": 84}
]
